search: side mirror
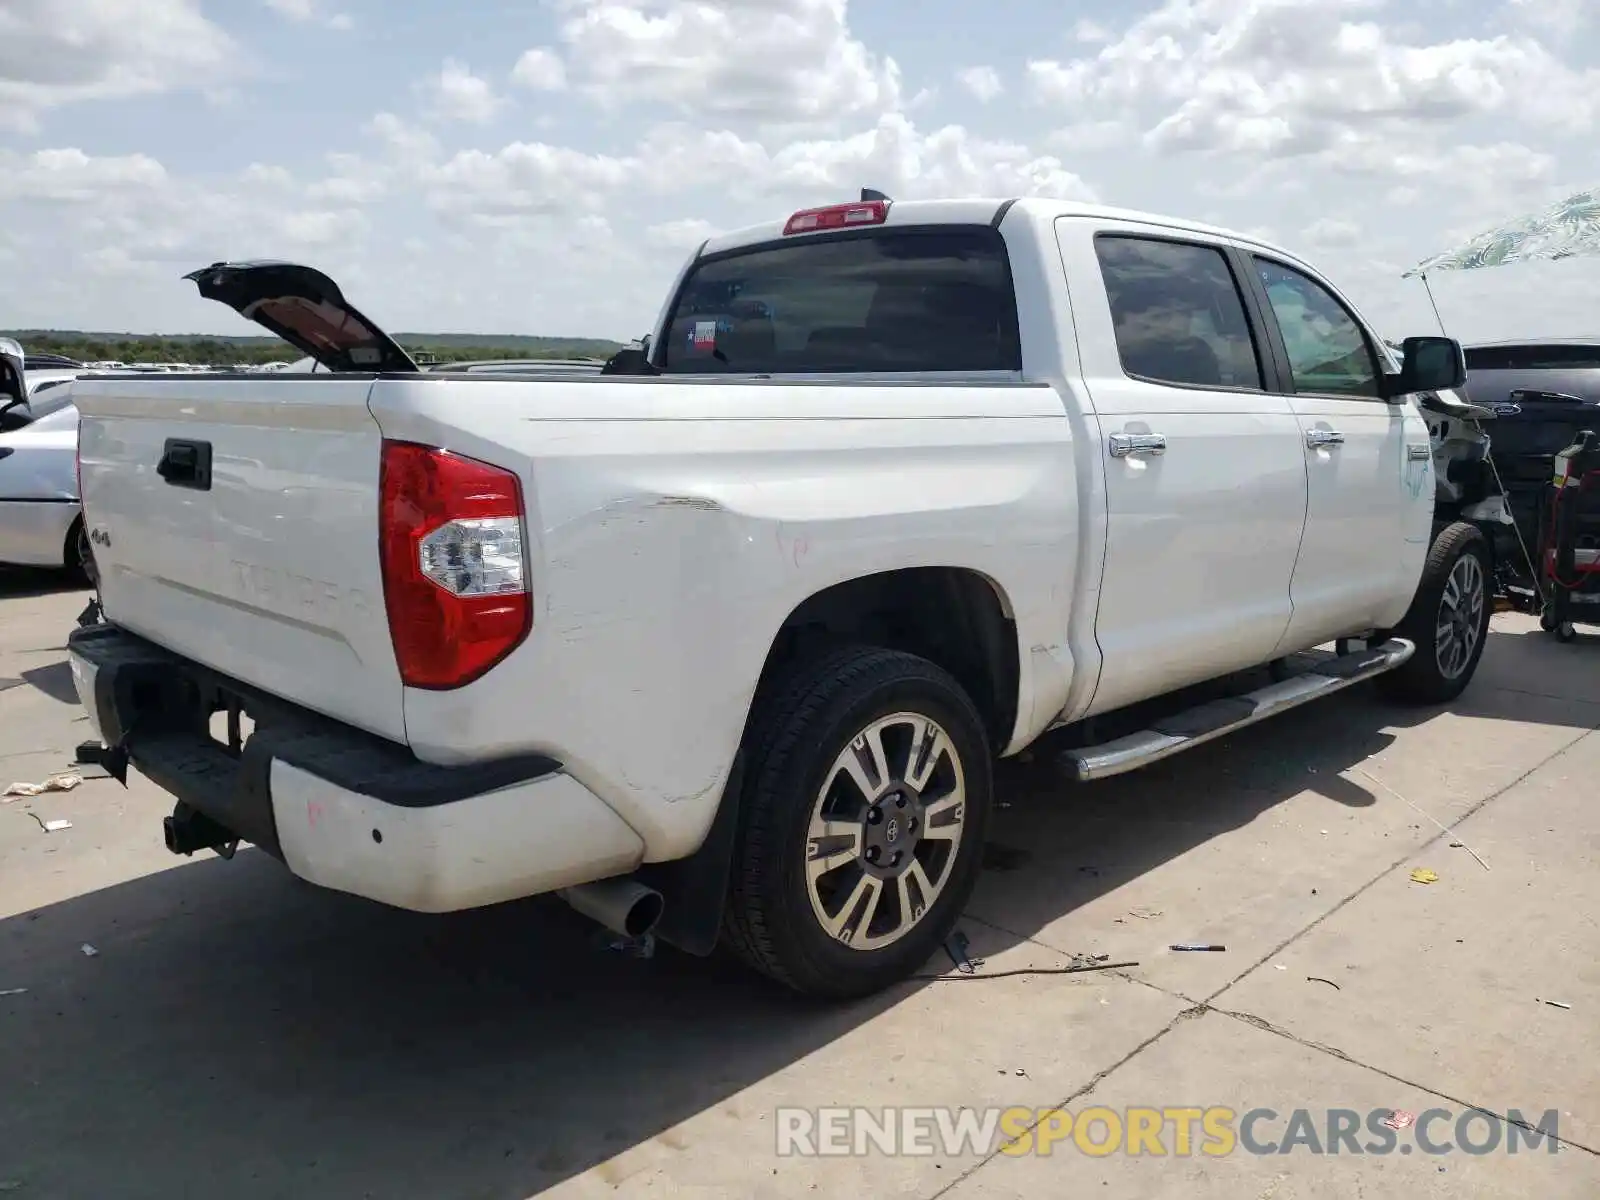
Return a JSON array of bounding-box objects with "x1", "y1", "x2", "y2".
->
[{"x1": 1389, "y1": 335, "x2": 1466, "y2": 398}]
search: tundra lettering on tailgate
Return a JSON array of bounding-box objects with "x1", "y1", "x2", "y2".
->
[{"x1": 230, "y1": 559, "x2": 374, "y2": 621}]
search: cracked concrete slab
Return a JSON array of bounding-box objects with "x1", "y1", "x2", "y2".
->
[
  {"x1": 1215, "y1": 727, "x2": 1600, "y2": 1152},
  {"x1": 968, "y1": 670, "x2": 1596, "y2": 1002},
  {"x1": 941, "y1": 1008, "x2": 1597, "y2": 1199}
]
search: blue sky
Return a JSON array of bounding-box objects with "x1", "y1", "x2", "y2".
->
[{"x1": 1, "y1": 0, "x2": 1597, "y2": 342}]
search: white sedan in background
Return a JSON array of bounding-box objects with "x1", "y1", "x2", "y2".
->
[{"x1": 0, "y1": 391, "x2": 89, "y2": 577}]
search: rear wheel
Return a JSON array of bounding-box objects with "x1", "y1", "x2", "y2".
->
[
  {"x1": 1377, "y1": 522, "x2": 1492, "y2": 704},
  {"x1": 63, "y1": 517, "x2": 92, "y2": 586},
  {"x1": 721, "y1": 646, "x2": 992, "y2": 1000}
]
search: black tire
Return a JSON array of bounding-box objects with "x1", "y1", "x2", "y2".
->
[
  {"x1": 721, "y1": 646, "x2": 993, "y2": 1000},
  {"x1": 1377, "y1": 521, "x2": 1492, "y2": 705},
  {"x1": 62, "y1": 517, "x2": 92, "y2": 586}
]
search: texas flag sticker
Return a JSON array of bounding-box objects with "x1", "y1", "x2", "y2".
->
[{"x1": 690, "y1": 320, "x2": 718, "y2": 351}]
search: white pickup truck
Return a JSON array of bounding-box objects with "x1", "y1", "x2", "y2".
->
[{"x1": 66, "y1": 197, "x2": 1487, "y2": 999}]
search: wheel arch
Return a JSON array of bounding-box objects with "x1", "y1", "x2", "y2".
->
[
  {"x1": 639, "y1": 564, "x2": 1021, "y2": 960},
  {"x1": 750, "y1": 565, "x2": 1022, "y2": 751}
]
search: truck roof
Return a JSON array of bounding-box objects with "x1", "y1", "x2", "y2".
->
[{"x1": 698, "y1": 196, "x2": 1306, "y2": 267}]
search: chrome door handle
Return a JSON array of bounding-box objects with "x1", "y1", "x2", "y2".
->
[
  {"x1": 1109, "y1": 433, "x2": 1167, "y2": 458},
  {"x1": 1305, "y1": 429, "x2": 1345, "y2": 448}
]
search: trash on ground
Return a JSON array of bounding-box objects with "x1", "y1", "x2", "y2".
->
[
  {"x1": 0, "y1": 988, "x2": 27, "y2": 997},
  {"x1": 1306, "y1": 976, "x2": 1342, "y2": 991},
  {"x1": 1409, "y1": 868, "x2": 1439, "y2": 885},
  {"x1": 1275, "y1": 964, "x2": 1288, "y2": 971},
  {"x1": 1171, "y1": 943, "x2": 1226, "y2": 952},
  {"x1": 1128, "y1": 906, "x2": 1163, "y2": 920},
  {"x1": 945, "y1": 929, "x2": 984, "y2": 975},
  {"x1": 34, "y1": 817, "x2": 73, "y2": 833},
  {"x1": 1537, "y1": 999, "x2": 1572, "y2": 1010},
  {"x1": 3, "y1": 773, "x2": 83, "y2": 801},
  {"x1": 600, "y1": 932, "x2": 655, "y2": 959},
  {"x1": 79, "y1": 944, "x2": 98, "y2": 958},
  {"x1": 1383, "y1": 1110, "x2": 1416, "y2": 1131}
]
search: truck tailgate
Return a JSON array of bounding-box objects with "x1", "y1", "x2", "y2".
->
[{"x1": 73, "y1": 376, "x2": 407, "y2": 742}]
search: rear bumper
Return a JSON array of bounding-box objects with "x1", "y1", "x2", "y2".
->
[{"x1": 66, "y1": 624, "x2": 647, "y2": 912}]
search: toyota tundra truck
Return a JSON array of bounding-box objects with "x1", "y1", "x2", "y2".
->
[{"x1": 65, "y1": 196, "x2": 1485, "y2": 999}]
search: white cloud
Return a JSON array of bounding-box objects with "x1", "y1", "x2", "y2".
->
[
  {"x1": 1303, "y1": 216, "x2": 1361, "y2": 248},
  {"x1": 423, "y1": 143, "x2": 642, "y2": 221},
  {"x1": 263, "y1": 0, "x2": 351, "y2": 28},
  {"x1": 642, "y1": 114, "x2": 1098, "y2": 205},
  {"x1": 242, "y1": 163, "x2": 295, "y2": 189},
  {"x1": 643, "y1": 217, "x2": 719, "y2": 249},
  {"x1": 1507, "y1": 0, "x2": 1588, "y2": 38},
  {"x1": 555, "y1": 0, "x2": 902, "y2": 128},
  {"x1": 0, "y1": 0, "x2": 236, "y2": 131},
  {"x1": 0, "y1": 148, "x2": 168, "y2": 202},
  {"x1": 421, "y1": 59, "x2": 505, "y2": 124},
  {"x1": 365, "y1": 112, "x2": 442, "y2": 166},
  {"x1": 956, "y1": 66, "x2": 1003, "y2": 103},
  {"x1": 511, "y1": 47, "x2": 568, "y2": 92},
  {"x1": 1028, "y1": 0, "x2": 1600, "y2": 163}
]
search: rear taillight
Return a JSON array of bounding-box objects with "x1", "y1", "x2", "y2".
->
[{"x1": 378, "y1": 440, "x2": 531, "y2": 690}]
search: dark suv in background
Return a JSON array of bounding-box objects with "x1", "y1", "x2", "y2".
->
[
  {"x1": 1463, "y1": 339, "x2": 1600, "y2": 475},
  {"x1": 1460, "y1": 338, "x2": 1600, "y2": 594}
]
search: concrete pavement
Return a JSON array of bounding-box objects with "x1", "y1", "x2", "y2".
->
[{"x1": 1, "y1": 570, "x2": 1596, "y2": 1199}]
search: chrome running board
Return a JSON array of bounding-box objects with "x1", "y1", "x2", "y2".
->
[{"x1": 1060, "y1": 638, "x2": 1416, "y2": 782}]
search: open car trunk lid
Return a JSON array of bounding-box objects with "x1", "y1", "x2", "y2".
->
[
  {"x1": 71, "y1": 263, "x2": 416, "y2": 742},
  {"x1": 183, "y1": 261, "x2": 420, "y2": 374}
]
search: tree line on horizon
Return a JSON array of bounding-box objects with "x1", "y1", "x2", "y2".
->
[{"x1": 3, "y1": 330, "x2": 625, "y2": 367}]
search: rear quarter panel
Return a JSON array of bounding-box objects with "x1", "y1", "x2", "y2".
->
[{"x1": 369, "y1": 377, "x2": 1080, "y2": 861}]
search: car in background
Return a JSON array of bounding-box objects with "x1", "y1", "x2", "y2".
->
[
  {"x1": 0, "y1": 337, "x2": 24, "y2": 431},
  {"x1": 1461, "y1": 339, "x2": 1600, "y2": 485},
  {"x1": 24, "y1": 353, "x2": 85, "y2": 371},
  {"x1": 1458, "y1": 338, "x2": 1600, "y2": 593},
  {"x1": 0, "y1": 393, "x2": 88, "y2": 577}
]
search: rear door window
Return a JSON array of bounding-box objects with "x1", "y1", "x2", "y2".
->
[
  {"x1": 658, "y1": 227, "x2": 1021, "y2": 374},
  {"x1": 1094, "y1": 235, "x2": 1264, "y2": 391}
]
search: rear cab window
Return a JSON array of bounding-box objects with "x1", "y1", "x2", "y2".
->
[{"x1": 657, "y1": 226, "x2": 1022, "y2": 374}]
